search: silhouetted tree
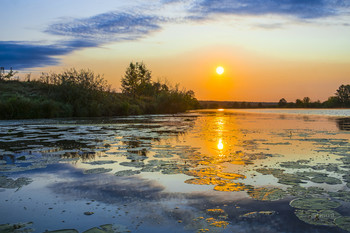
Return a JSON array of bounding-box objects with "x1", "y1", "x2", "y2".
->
[
  {"x1": 0, "y1": 67, "x2": 17, "y2": 80},
  {"x1": 295, "y1": 99, "x2": 303, "y2": 107},
  {"x1": 121, "y1": 62, "x2": 152, "y2": 98},
  {"x1": 336, "y1": 85, "x2": 350, "y2": 107},
  {"x1": 278, "y1": 98, "x2": 287, "y2": 107}
]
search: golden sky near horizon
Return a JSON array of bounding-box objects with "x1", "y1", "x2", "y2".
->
[{"x1": 1, "y1": 1, "x2": 350, "y2": 102}]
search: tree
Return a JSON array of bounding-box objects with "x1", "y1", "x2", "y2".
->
[
  {"x1": 303, "y1": 97, "x2": 310, "y2": 107},
  {"x1": 295, "y1": 99, "x2": 303, "y2": 107},
  {"x1": 278, "y1": 98, "x2": 287, "y2": 107},
  {"x1": 121, "y1": 62, "x2": 152, "y2": 97},
  {"x1": 0, "y1": 67, "x2": 17, "y2": 80},
  {"x1": 335, "y1": 84, "x2": 350, "y2": 107}
]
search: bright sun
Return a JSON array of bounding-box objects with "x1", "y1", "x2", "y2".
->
[{"x1": 216, "y1": 66, "x2": 224, "y2": 75}]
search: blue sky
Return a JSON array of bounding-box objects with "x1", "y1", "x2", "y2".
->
[{"x1": 1, "y1": 0, "x2": 350, "y2": 101}]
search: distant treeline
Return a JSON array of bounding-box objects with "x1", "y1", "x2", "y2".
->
[
  {"x1": 200, "y1": 84, "x2": 350, "y2": 109},
  {"x1": 0, "y1": 62, "x2": 199, "y2": 119},
  {"x1": 278, "y1": 85, "x2": 350, "y2": 108}
]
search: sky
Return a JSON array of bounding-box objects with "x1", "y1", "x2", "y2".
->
[{"x1": 1, "y1": 0, "x2": 350, "y2": 102}]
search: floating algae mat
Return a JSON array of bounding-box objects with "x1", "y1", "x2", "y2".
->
[{"x1": 1, "y1": 109, "x2": 350, "y2": 232}]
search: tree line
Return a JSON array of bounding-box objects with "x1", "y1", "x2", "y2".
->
[
  {"x1": 0, "y1": 62, "x2": 199, "y2": 119},
  {"x1": 278, "y1": 85, "x2": 350, "y2": 108}
]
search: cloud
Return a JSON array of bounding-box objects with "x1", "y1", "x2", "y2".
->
[
  {"x1": 0, "y1": 40, "x2": 97, "y2": 70},
  {"x1": 0, "y1": 12, "x2": 164, "y2": 70},
  {"x1": 189, "y1": 0, "x2": 349, "y2": 19},
  {"x1": 46, "y1": 12, "x2": 163, "y2": 43}
]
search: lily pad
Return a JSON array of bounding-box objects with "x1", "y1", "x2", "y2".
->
[
  {"x1": 311, "y1": 176, "x2": 342, "y2": 185},
  {"x1": 335, "y1": 216, "x2": 350, "y2": 232},
  {"x1": 214, "y1": 183, "x2": 252, "y2": 192},
  {"x1": 46, "y1": 230, "x2": 79, "y2": 233},
  {"x1": 115, "y1": 169, "x2": 141, "y2": 177},
  {"x1": 255, "y1": 168, "x2": 284, "y2": 176},
  {"x1": 240, "y1": 211, "x2": 275, "y2": 218},
  {"x1": 185, "y1": 177, "x2": 226, "y2": 185},
  {"x1": 83, "y1": 168, "x2": 112, "y2": 174},
  {"x1": 248, "y1": 187, "x2": 286, "y2": 201},
  {"x1": 280, "y1": 161, "x2": 310, "y2": 169},
  {"x1": 290, "y1": 198, "x2": 340, "y2": 210},
  {"x1": 287, "y1": 185, "x2": 325, "y2": 197},
  {"x1": 0, "y1": 176, "x2": 32, "y2": 189},
  {"x1": 329, "y1": 191, "x2": 350, "y2": 202},
  {"x1": 295, "y1": 209, "x2": 341, "y2": 226}
]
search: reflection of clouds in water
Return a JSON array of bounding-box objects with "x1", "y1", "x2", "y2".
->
[{"x1": 47, "y1": 166, "x2": 341, "y2": 233}]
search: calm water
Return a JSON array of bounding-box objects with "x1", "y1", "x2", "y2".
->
[{"x1": 1, "y1": 109, "x2": 350, "y2": 233}]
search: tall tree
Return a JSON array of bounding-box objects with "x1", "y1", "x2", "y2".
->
[
  {"x1": 336, "y1": 84, "x2": 350, "y2": 106},
  {"x1": 121, "y1": 62, "x2": 152, "y2": 97}
]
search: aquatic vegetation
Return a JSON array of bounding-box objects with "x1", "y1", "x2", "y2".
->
[
  {"x1": 290, "y1": 198, "x2": 341, "y2": 210},
  {"x1": 83, "y1": 160, "x2": 117, "y2": 165},
  {"x1": 216, "y1": 172, "x2": 245, "y2": 180},
  {"x1": 335, "y1": 216, "x2": 350, "y2": 232},
  {"x1": 83, "y1": 168, "x2": 112, "y2": 174},
  {"x1": 255, "y1": 168, "x2": 284, "y2": 176},
  {"x1": 329, "y1": 191, "x2": 350, "y2": 202},
  {"x1": 209, "y1": 221, "x2": 229, "y2": 228},
  {"x1": 213, "y1": 182, "x2": 251, "y2": 192},
  {"x1": 287, "y1": 185, "x2": 326, "y2": 198},
  {"x1": 240, "y1": 211, "x2": 275, "y2": 218},
  {"x1": 280, "y1": 160, "x2": 310, "y2": 169},
  {"x1": 115, "y1": 169, "x2": 141, "y2": 177},
  {"x1": 0, "y1": 222, "x2": 33, "y2": 233},
  {"x1": 0, "y1": 176, "x2": 32, "y2": 189},
  {"x1": 185, "y1": 177, "x2": 227, "y2": 186},
  {"x1": 248, "y1": 187, "x2": 286, "y2": 201},
  {"x1": 294, "y1": 209, "x2": 341, "y2": 226},
  {"x1": 47, "y1": 230, "x2": 79, "y2": 233},
  {"x1": 310, "y1": 176, "x2": 342, "y2": 185}
]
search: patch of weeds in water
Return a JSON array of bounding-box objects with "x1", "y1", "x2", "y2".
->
[
  {"x1": 185, "y1": 177, "x2": 226, "y2": 186},
  {"x1": 216, "y1": 172, "x2": 245, "y2": 180},
  {"x1": 255, "y1": 168, "x2": 285, "y2": 176},
  {"x1": 311, "y1": 176, "x2": 342, "y2": 185},
  {"x1": 290, "y1": 198, "x2": 341, "y2": 210},
  {"x1": 295, "y1": 209, "x2": 341, "y2": 226},
  {"x1": 275, "y1": 173, "x2": 307, "y2": 186},
  {"x1": 214, "y1": 182, "x2": 252, "y2": 192},
  {"x1": 83, "y1": 168, "x2": 112, "y2": 174},
  {"x1": 280, "y1": 160, "x2": 310, "y2": 169},
  {"x1": 287, "y1": 185, "x2": 325, "y2": 198},
  {"x1": 83, "y1": 160, "x2": 116, "y2": 165},
  {"x1": 119, "y1": 161, "x2": 145, "y2": 168},
  {"x1": 47, "y1": 229, "x2": 79, "y2": 233},
  {"x1": 240, "y1": 211, "x2": 275, "y2": 218},
  {"x1": 329, "y1": 191, "x2": 350, "y2": 202},
  {"x1": 0, "y1": 176, "x2": 32, "y2": 189},
  {"x1": 0, "y1": 222, "x2": 33, "y2": 233},
  {"x1": 209, "y1": 221, "x2": 229, "y2": 228},
  {"x1": 247, "y1": 187, "x2": 286, "y2": 201},
  {"x1": 335, "y1": 216, "x2": 350, "y2": 232},
  {"x1": 115, "y1": 169, "x2": 141, "y2": 177}
]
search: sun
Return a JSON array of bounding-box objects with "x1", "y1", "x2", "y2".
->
[{"x1": 216, "y1": 66, "x2": 224, "y2": 75}]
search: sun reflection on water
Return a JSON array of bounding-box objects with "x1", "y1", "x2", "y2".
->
[{"x1": 217, "y1": 139, "x2": 224, "y2": 150}]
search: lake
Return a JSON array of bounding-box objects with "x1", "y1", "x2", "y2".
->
[{"x1": 1, "y1": 109, "x2": 350, "y2": 233}]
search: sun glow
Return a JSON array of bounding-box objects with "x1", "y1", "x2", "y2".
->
[
  {"x1": 217, "y1": 139, "x2": 224, "y2": 150},
  {"x1": 216, "y1": 66, "x2": 224, "y2": 75}
]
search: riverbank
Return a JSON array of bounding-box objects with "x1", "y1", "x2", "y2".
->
[{"x1": 0, "y1": 69, "x2": 199, "y2": 119}]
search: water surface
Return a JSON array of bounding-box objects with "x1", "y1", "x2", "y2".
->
[{"x1": 1, "y1": 109, "x2": 350, "y2": 232}]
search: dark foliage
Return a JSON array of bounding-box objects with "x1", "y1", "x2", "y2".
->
[{"x1": 0, "y1": 66, "x2": 199, "y2": 119}]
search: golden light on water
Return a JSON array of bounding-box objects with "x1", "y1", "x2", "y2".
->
[{"x1": 217, "y1": 139, "x2": 224, "y2": 150}]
